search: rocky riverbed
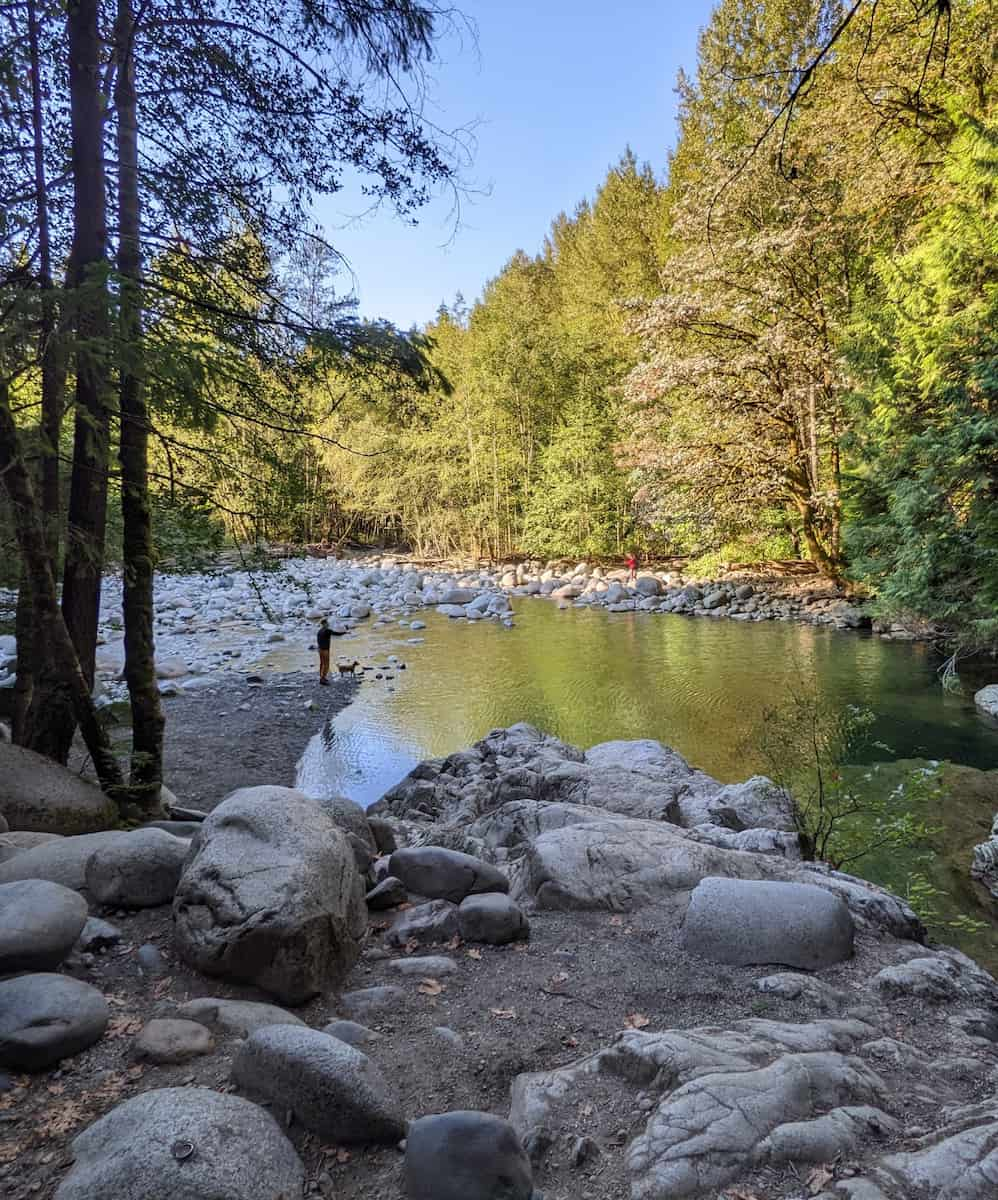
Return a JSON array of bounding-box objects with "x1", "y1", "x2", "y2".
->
[
  {"x1": 2, "y1": 720, "x2": 998, "y2": 1200},
  {"x1": 0, "y1": 552, "x2": 912, "y2": 718}
]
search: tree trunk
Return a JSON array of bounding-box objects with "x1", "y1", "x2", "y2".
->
[
  {"x1": 0, "y1": 385, "x2": 123, "y2": 795},
  {"x1": 37, "y1": 0, "x2": 113, "y2": 761},
  {"x1": 116, "y1": 0, "x2": 165, "y2": 815}
]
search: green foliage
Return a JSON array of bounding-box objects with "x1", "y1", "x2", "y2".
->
[
  {"x1": 754, "y1": 682, "x2": 941, "y2": 872},
  {"x1": 845, "y1": 112, "x2": 998, "y2": 650}
]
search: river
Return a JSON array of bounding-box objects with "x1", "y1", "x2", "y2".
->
[{"x1": 284, "y1": 599, "x2": 998, "y2": 965}]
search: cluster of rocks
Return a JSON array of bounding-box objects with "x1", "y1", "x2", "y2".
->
[{"x1": 3, "y1": 722, "x2": 998, "y2": 1199}]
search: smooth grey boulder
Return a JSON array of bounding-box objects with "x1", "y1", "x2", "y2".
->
[
  {"x1": 323, "y1": 1018, "x2": 380, "y2": 1047},
  {"x1": 634, "y1": 575, "x2": 661, "y2": 596},
  {"x1": 974, "y1": 684, "x2": 998, "y2": 719},
  {"x1": 173, "y1": 786, "x2": 366, "y2": 1004},
  {"x1": 386, "y1": 898, "x2": 460, "y2": 947},
  {"x1": 232, "y1": 1024, "x2": 405, "y2": 1143},
  {"x1": 0, "y1": 830, "x2": 62, "y2": 864},
  {"x1": 85, "y1": 827, "x2": 189, "y2": 907},
  {"x1": 0, "y1": 830, "x2": 128, "y2": 891},
  {"x1": 366, "y1": 874, "x2": 407, "y2": 909},
  {"x1": 682, "y1": 877, "x2": 855, "y2": 969},
  {"x1": 405, "y1": 1111, "x2": 534, "y2": 1200},
  {"x1": 309, "y1": 792, "x2": 376, "y2": 851},
  {"x1": 133, "y1": 1018, "x2": 214, "y2": 1065},
  {"x1": 458, "y1": 892, "x2": 530, "y2": 945},
  {"x1": 175, "y1": 997, "x2": 305, "y2": 1039},
  {"x1": 0, "y1": 742, "x2": 117, "y2": 834},
  {"x1": 710, "y1": 775, "x2": 797, "y2": 833},
  {"x1": 54, "y1": 1087, "x2": 304, "y2": 1200},
  {"x1": 389, "y1": 845, "x2": 509, "y2": 903},
  {"x1": 339, "y1": 985, "x2": 406, "y2": 1020},
  {"x1": 0, "y1": 878, "x2": 87, "y2": 972},
  {"x1": 0, "y1": 973, "x2": 108, "y2": 1070}
]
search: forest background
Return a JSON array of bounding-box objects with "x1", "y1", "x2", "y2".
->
[{"x1": 1, "y1": 0, "x2": 996, "y2": 807}]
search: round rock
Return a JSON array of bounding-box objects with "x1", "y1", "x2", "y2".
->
[
  {"x1": 323, "y1": 1019, "x2": 380, "y2": 1048},
  {"x1": 54, "y1": 1086, "x2": 304, "y2": 1200},
  {"x1": 175, "y1": 997, "x2": 306, "y2": 1039},
  {"x1": 0, "y1": 830, "x2": 129, "y2": 891},
  {"x1": 0, "y1": 879, "x2": 88, "y2": 972},
  {"x1": 405, "y1": 1110, "x2": 534, "y2": 1200},
  {"x1": 85, "y1": 828, "x2": 189, "y2": 907},
  {"x1": 133, "y1": 1019, "x2": 215, "y2": 1065},
  {"x1": 0, "y1": 742, "x2": 116, "y2": 834},
  {"x1": 389, "y1": 846, "x2": 509, "y2": 903},
  {"x1": 0, "y1": 974, "x2": 108, "y2": 1070},
  {"x1": 458, "y1": 893, "x2": 530, "y2": 945},
  {"x1": 681, "y1": 877, "x2": 855, "y2": 969},
  {"x1": 232, "y1": 1024, "x2": 405, "y2": 1144}
]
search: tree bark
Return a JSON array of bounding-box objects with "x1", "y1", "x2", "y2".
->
[
  {"x1": 14, "y1": 0, "x2": 67, "y2": 746},
  {"x1": 36, "y1": 0, "x2": 113, "y2": 762},
  {"x1": 0, "y1": 385, "x2": 123, "y2": 795},
  {"x1": 116, "y1": 0, "x2": 165, "y2": 815}
]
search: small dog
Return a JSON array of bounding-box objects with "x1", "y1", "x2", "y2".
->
[{"x1": 336, "y1": 659, "x2": 360, "y2": 676}]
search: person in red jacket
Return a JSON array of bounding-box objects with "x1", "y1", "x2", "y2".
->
[{"x1": 626, "y1": 551, "x2": 638, "y2": 583}]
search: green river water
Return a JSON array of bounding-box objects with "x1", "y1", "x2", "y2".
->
[{"x1": 290, "y1": 600, "x2": 998, "y2": 967}]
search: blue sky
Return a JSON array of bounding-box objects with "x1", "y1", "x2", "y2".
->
[{"x1": 314, "y1": 1, "x2": 713, "y2": 330}]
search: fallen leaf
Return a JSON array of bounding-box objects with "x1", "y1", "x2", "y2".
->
[
  {"x1": 806, "y1": 1165, "x2": 835, "y2": 1195},
  {"x1": 490, "y1": 1008, "x2": 517, "y2": 1020},
  {"x1": 445, "y1": 934, "x2": 462, "y2": 950},
  {"x1": 153, "y1": 976, "x2": 173, "y2": 997},
  {"x1": 404, "y1": 938, "x2": 419, "y2": 954},
  {"x1": 722, "y1": 1190, "x2": 763, "y2": 1200},
  {"x1": 561, "y1": 1035, "x2": 579, "y2": 1048},
  {"x1": 371, "y1": 920, "x2": 389, "y2": 932},
  {"x1": 580, "y1": 1102, "x2": 595, "y2": 1117},
  {"x1": 397, "y1": 902, "x2": 413, "y2": 912},
  {"x1": 466, "y1": 948, "x2": 482, "y2": 961},
  {"x1": 46, "y1": 1082, "x2": 66, "y2": 1095},
  {"x1": 513, "y1": 941, "x2": 528, "y2": 952},
  {"x1": 609, "y1": 915, "x2": 623, "y2": 927},
  {"x1": 418, "y1": 978, "x2": 445, "y2": 996},
  {"x1": 624, "y1": 1012, "x2": 651, "y2": 1030},
  {"x1": 335, "y1": 1148, "x2": 351, "y2": 1164},
  {"x1": 107, "y1": 1017, "x2": 143, "y2": 1038}
]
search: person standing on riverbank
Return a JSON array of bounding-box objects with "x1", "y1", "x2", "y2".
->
[
  {"x1": 626, "y1": 550, "x2": 638, "y2": 582},
  {"x1": 316, "y1": 618, "x2": 332, "y2": 685}
]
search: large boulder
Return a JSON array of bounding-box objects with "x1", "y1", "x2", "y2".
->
[
  {"x1": 0, "y1": 830, "x2": 130, "y2": 891},
  {"x1": 232, "y1": 1024, "x2": 405, "y2": 1144},
  {"x1": 0, "y1": 742, "x2": 116, "y2": 834},
  {"x1": 0, "y1": 878, "x2": 88, "y2": 972},
  {"x1": 0, "y1": 830, "x2": 62, "y2": 864},
  {"x1": 405, "y1": 1111, "x2": 534, "y2": 1200},
  {"x1": 389, "y1": 845, "x2": 509, "y2": 903},
  {"x1": 681, "y1": 877, "x2": 855, "y2": 970},
  {"x1": 85, "y1": 827, "x2": 189, "y2": 907},
  {"x1": 172, "y1": 786, "x2": 366, "y2": 1004},
  {"x1": 974, "y1": 685, "x2": 998, "y2": 719},
  {"x1": 54, "y1": 1087, "x2": 305, "y2": 1200},
  {"x1": 0, "y1": 973, "x2": 108, "y2": 1070}
]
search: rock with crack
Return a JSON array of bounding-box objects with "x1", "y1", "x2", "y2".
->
[
  {"x1": 232, "y1": 1024, "x2": 405, "y2": 1143},
  {"x1": 816, "y1": 1096, "x2": 998, "y2": 1199},
  {"x1": 172, "y1": 786, "x2": 365, "y2": 1004},
  {"x1": 626, "y1": 1051, "x2": 887, "y2": 1198},
  {"x1": 54, "y1": 1086, "x2": 304, "y2": 1200},
  {"x1": 873, "y1": 949, "x2": 998, "y2": 1004},
  {"x1": 386, "y1": 898, "x2": 460, "y2": 947},
  {"x1": 0, "y1": 973, "x2": 109, "y2": 1070}
]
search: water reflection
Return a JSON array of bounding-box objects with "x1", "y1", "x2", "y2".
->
[{"x1": 293, "y1": 601, "x2": 998, "y2": 808}]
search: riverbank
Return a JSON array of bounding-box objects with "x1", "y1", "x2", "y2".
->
[{"x1": 2, "y1": 723, "x2": 998, "y2": 1200}]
